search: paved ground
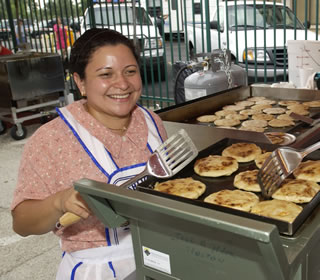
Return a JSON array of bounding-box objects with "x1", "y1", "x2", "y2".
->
[{"x1": 0, "y1": 123, "x2": 61, "y2": 280}]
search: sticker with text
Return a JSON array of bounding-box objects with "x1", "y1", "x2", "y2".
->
[{"x1": 142, "y1": 246, "x2": 171, "y2": 274}]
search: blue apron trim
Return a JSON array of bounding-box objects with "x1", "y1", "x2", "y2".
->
[
  {"x1": 105, "y1": 147, "x2": 119, "y2": 169},
  {"x1": 109, "y1": 162, "x2": 146, "y2": 186},
  {"x1": 105, "y1": 228, "x2": 111, "y2": 246},
  {"x1": 71, "y1": 262, "x2": 83, "y2": 280},
  {"x1": 147, "y1": 142, "x2": 153, "y2": 153},
  {"x1": 62, "y1": 251, "x2": 66, "y2": 258},
  {"x1": 137, "y1": 104, "x2": 164, "y2": 143},
  {"x1": 56, "y1": 108, "x2": 111, "y2": 178},
  {"x1": 108, "y1": 261, "x2": 116, "y2": 278}
]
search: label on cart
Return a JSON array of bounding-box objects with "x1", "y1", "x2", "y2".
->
[{"x1": 142, "y1": 246, "x2": 171, "y2": 274}]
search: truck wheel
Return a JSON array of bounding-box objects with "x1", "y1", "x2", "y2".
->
[
  {"x1": 10, "y1": 125, "x2": 27, "y2": 140},
  {"x1": 0, "y1": 121, "x2": 7, "y2": 135}
]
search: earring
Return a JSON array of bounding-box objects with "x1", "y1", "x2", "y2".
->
[{"x1": 81, "y1": 90, "x2": 86, "y2": 97}]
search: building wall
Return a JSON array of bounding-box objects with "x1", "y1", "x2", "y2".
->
[{"x1": 294, "y1": 0, "x2": 319, "y2": 26}]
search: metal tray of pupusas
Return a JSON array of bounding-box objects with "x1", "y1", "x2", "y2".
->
[
  {"x1": 190, "y1": 98, "x2": 320, "y2": 134},
  {"x1": 138, "y1": 138, "x2": 320, "y2": 236}
]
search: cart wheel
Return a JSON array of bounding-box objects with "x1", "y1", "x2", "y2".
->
[
  {"x1": 0, "y1": 121, "x2": 7, "y2": 135},
  {"x1": 10, "y1": 125, "x2": 27, "y2": 140}
]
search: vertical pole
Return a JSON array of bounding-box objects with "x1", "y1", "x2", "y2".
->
[
  {"x1": 204, "y1": 0, "x2": 211, "y2": 52},
  {"x1": 5, "y1": 0, "x2": 17, "y2": 51}
]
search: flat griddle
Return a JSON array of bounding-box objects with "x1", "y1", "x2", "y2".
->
[
  {"x1": 138, "y1": 138, "x2": 320, "y2": 236},
  {"x1": 191, "y1": 103, "x2": 320, "y2": 135}
]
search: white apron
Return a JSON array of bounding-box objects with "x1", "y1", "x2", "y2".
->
[{"x1": 55, "y1": 105, "x2": 164, "y2": 280}]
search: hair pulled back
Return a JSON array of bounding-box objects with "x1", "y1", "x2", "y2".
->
[{"x1": 69, "y1": 28, "x2": 140, "y2": 79}]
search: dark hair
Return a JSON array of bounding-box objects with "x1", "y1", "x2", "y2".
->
[{"x1": 69, "y1": 28, "x2": 140, "y2": 79}]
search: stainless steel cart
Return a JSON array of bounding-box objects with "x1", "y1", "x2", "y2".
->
[
  {"x1": 72, "y1": 86, "x2": 320, "y2": 279},
  {"x1": 73, "y1": 178, "x2": 320, "y2": 280},
  {"x1": 0, "y1": 52, "x2": 67, "y2": 140}
]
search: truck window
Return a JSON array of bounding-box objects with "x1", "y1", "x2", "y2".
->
[
  {"x1": 212, "y1": 7, "x2": 224, "y2": 27},
  {"x1": 85, "y1": 6, "x2": 152, "y2": 26},
  {"x1": 227, "y1": 5, "x2": 305, "y2": 30}
]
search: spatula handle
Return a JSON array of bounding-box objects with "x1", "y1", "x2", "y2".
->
[
  {"x1": 119, "y1": 168, "x2": 149, "y2": 189},
  {"x1": 56, "y1": 168, "x2": 149, "y2": 228},
  {"x1": 302, "y1": 141, "x2": 320, "y2": 157},
  {"x1": 56, "y1": 212, "x2": 81, "y2": 228}
]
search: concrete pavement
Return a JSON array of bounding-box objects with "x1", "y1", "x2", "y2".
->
[{"x1": 0, "y1": 123, "x2": 61, "y2": 280}]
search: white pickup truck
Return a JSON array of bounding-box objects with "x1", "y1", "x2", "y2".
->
[
  {"x1": 81, "y1": 1, "x2": 165, "y2": 79},
  {"x1": 186, "y1": 1, "x2": 317, "y2": 82}
]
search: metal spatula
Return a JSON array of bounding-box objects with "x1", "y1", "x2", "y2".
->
[
  {"x1": 120, "y1": 128, "x2": 198, "y2": 189},
  {"x1": 258, "y1": 141, "x2": 320, "y2": 198},
  {"x1": 57, "y1": 129, "x2": 198, "y2": 228}
]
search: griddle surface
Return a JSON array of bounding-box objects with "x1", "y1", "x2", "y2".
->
[{"x1": 138, "y1": 138, "x2": 320, "y2": 236}]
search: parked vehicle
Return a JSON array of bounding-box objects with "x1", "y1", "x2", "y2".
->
[
  {"x1": 143, "y1": 0, "x2": 184, "y2": 36},
  {"x1": 31, "y1": 20, "x2": 53, "y2": 38},
  {"x1": 0, "y1": 19, "x2": 11, "y2": 40},
  {"x1": 186, "y1": 1, "x2": 317, "y2": 82},
  {"x1": 81, "y1": 0, "x2": 165, "y2": 79}
]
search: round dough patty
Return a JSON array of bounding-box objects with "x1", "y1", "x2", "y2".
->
[
  {"x1": 222, "y1": 142, "x2": 262, "y2": 163},
  {"x1": 239, "y1": 109, "x2": 261, "y2": 116},
  {"x1": 215, "y1": 110, "x2": 237, "y2": 117},
  {"x1": 235, "y1": 100, "x2": 255, "y2": 107},
  {"x1": 278, "y1": 100, "x2": 301, "y2": 107},
  {"x1": 242, "y1": 119, "x2": 268, "y2": 128},
  {"x1": 293, "y1": 160, "x2": 320, "y2": 182},
  {"x1": 272, "y1": 179, "x2": 320, "y2": 203},
  {"x1": 255, "y1": 152, "x2": 272, "y2": 168},
  {"x1": 204, "y1": 189, "x2": 259, "y2": 212},
  {"x1": 154, "y1": 177, "x2": 206, "y2": 199},
  {"x1": 251, "y1": 104, "x2": 272, "y2": 111},
  {"x1": 262, "y1": 107, "x2": 286, "y2": 115},
  {"x1": 303, "y1": 100, "x2": 320, "y2": 108},
  {"x1": 197, "y1": 115, "x2": 220, "y2": 123},
  {"x1": 277, "y1": 114, "x2": 295, "y2": 122},
  {"x1": 233, "y1": 169, "x2": 261, "y2": 192},
  {"x1": 252, "y1": 113, "x2": 275, "y2": 121},
  {"x1": 268, "y1": 119, "x2": 294, "y2": 127},
  {"x1": 214, "y1": 118, "x2": 240, "y2": 127},
  {"x1": 222, "y1": 105, "x2": 245, "y2": 111},
  {"x1": 225, "y1": 113, "x2": 249, "y2": 121},
  {"x1": 194, "y1": 155, "x2": 239, "y2": 177},
  {"x1": 251, "y1": 199, "x2": 303, "y2": 223},
  {"x1": 255, "y1": 99, "x2": 276, "y2": 105},
  {"x1": 247, "y1": 96, "x2": 266, "y2": 102}
]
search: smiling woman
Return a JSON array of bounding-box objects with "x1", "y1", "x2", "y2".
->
[{"x1": 11, "y1": 28, "x2": 167, "y2": 280}]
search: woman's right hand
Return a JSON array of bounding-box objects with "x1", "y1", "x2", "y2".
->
[
  {"x1": 55, "y1": 187, "x2": 91, "y2": 221},
  {"x1": 12, "y1": 187, "x2": 91, "y2": 236}
]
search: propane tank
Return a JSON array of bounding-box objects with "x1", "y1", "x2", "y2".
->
[{"x1": 184, "y1": 49, "x2": 248, "y2": 101}]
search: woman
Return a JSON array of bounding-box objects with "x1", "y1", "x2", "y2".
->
[
  {"x1": 15, "y1": 19, "x2": 26, "y2": 46},
  {"x1": 11, "y1": 28, "x2": 167, "y2": 279},
  {"x1": 54, "y1": 17, "x2": 67, "y2": 57}
]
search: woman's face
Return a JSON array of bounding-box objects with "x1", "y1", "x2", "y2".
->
[{"x1": 75, "y1": 44, "x2": 142, "y2": 122}]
